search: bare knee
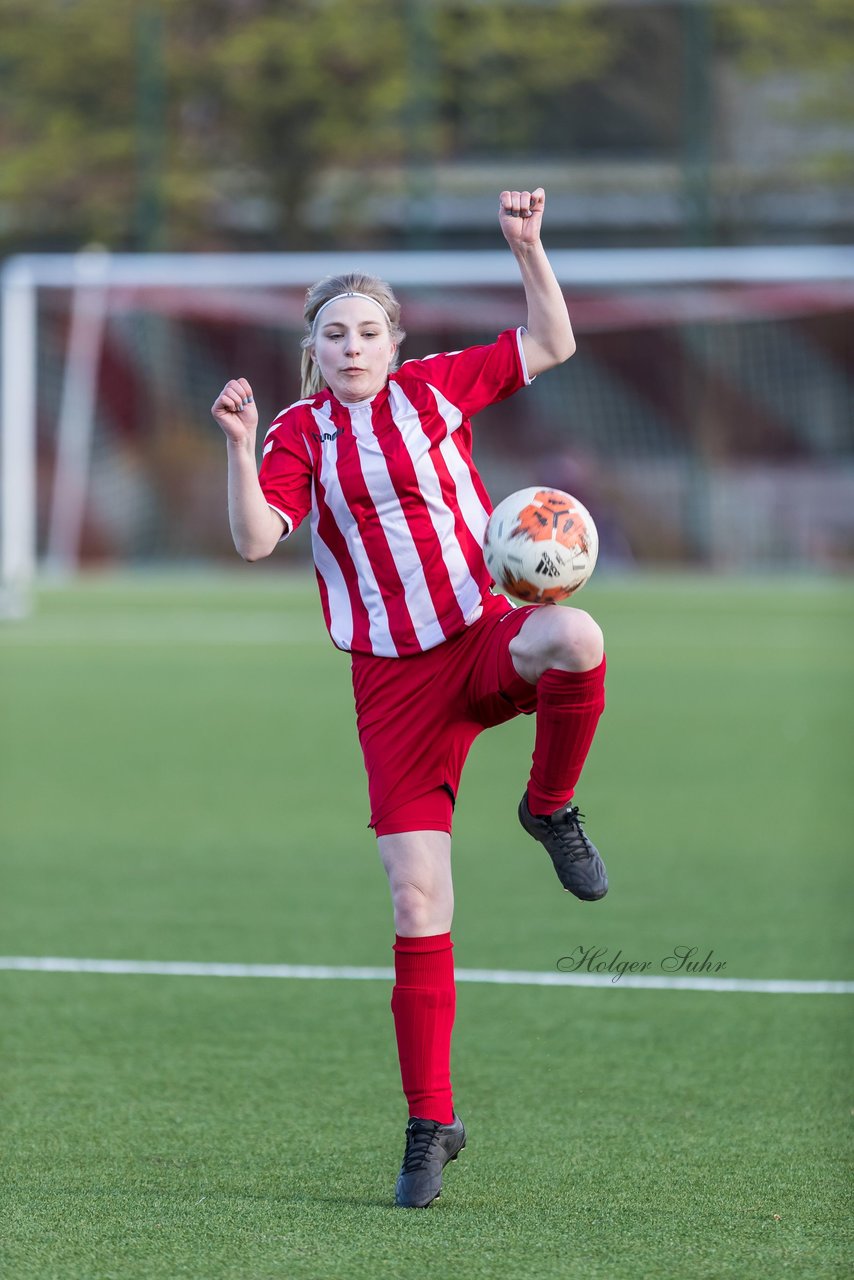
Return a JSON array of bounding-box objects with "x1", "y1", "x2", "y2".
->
[
  {"x1": 377, "y1": 832, "x2": 454, "y2": 936},
  {"x1": 390, "y1": 878, "x2": 445, "y2": 935},
  {"x1": 511, "y1": 606, "x2": 604, "y2": 681},
  {"x1": 549, "y1": 608, "x2": 604, "y2": 671}
]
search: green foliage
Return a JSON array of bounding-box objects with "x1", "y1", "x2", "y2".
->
[
  {"x1": 2, "y1": 0, "x2": 850, "y2": 250},
  {"x1": 0, "y1": 0, "x2": 615, "y2": 251},
  {"x1": 720, "y1": 0, "x2": 854, "y2": 74},
  {"x1": 719, "y1": 0, "x2": 854, "y2": 180},
  {"x1": 436, "y1": 3, "x2": 613, "y2": 153},
  {"x1": 202, "y1": 2, "x2": 410, "y2": 245},
  {"x1": 0, "y1": 0, "x2": 138, "y2": 245}
]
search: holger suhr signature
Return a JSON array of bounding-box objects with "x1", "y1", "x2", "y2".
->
[{"x1": 557, "y1": 944, "x2": 727, "y2": 983}]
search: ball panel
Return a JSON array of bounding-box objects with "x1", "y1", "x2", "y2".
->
[{"x1": 501, "y1": 573, "x2": 585, "y2": 604}]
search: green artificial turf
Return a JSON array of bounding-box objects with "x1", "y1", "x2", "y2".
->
[{"x1": 1, "y1": 571, "x2": 852, "y2": 1279}]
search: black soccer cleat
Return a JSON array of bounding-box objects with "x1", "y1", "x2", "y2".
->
[
  {"x1": 519, "y1": 792, "x2": 609, "y2": 901},
  {"x1": 395, "y1": 1114, "x2": 466, "y2": 1208}
]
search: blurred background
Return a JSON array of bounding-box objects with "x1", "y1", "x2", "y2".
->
[{"x1": 1, "y1": 0, "x2": 853, "y2": 585}]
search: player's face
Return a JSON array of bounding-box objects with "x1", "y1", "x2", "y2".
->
[{"x1": 311, "y1": 297, "x2": 397, "y2": 404}]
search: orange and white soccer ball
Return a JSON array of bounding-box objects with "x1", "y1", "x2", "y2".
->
[{"x1": 483, "y1": 487, "x2": 599, "y2": 603}]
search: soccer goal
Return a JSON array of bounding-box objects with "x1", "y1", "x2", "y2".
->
[{"x1": 2, "y1": 244, "x2": 853, "y2": 617}]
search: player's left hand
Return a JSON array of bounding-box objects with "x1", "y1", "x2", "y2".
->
[{"x1": 499, "y1": 188, "x2": 545, "y2": 251}]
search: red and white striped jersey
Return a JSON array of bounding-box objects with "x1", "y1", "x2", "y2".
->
[{"x1": 258, "y1": 327, "x2": 532, "y2": 657}]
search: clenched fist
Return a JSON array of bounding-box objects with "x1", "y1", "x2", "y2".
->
[
  {"x1": 211, "y1": 378, "x2": 258, "y2": 444},
  {"x1": 498, "y1": 187, "x2": 545, "y2": 253}
]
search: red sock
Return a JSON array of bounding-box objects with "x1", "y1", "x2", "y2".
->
[
  {"x1": 526, "y1": 657, "x2": 606, "y2": 817},
  {"x1": 391, "y1": 933, "x2": 455, "y2": 1124}
]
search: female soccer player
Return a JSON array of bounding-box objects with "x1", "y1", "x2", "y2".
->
[{"x1": 211, "y1": 188, "x2": 607, "y2": 1209}]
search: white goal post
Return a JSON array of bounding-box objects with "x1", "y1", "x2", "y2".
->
[{"x1": 2, "y1": 244, "x2": 854, "y2": 616}]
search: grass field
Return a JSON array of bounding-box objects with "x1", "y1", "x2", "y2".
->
[{"x1": 2, "y1": 570, "x2": 852, "y2": 1280}]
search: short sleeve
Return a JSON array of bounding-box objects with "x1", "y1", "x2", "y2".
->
[
  {"x1": 397, "y1": 327, "x2": 532, "y2": 420},
  {"x1": 257, "y1": 412, "x2": 313, "y2": 538}
]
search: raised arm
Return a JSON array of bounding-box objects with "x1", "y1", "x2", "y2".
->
[
  {"x1": 499, "y1": 187, "x2": 576, "y2": 377},
  {"x1": 211, "y1": 378, "x2": 286, "y2": 561}
]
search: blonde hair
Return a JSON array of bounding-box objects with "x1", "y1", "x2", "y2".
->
[{"x1": 299, "y1": 273, "x2": 406, "y2": 398}]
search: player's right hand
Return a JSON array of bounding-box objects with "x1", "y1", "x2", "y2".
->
[{"x1": 211, "y1": 378, "x2": 258, "y2": 442}]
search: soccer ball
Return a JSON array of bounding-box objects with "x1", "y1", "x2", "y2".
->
[{"x1": 483, "y1": 487, "x2": 599, "y2": 603}]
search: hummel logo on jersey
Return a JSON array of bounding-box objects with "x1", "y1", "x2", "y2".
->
[{"x1": 312, "y1": 428, "x2": 344, "y2": 443}]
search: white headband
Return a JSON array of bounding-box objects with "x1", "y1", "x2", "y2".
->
[{"x1": 312, "y1": 291, "x2": 391, "y2": 329}]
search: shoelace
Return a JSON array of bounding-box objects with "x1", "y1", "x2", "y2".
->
[
  {"x1": 401, "y1": 1121, "x2": 443, "y2": 1173},
  {"x1": 551, "y1": 805, "x2": 595, "y2": 862}
]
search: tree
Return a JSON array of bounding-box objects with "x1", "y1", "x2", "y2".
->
[
  {"x1": 719, "y1": 0, "x2": 854, "y2": 181},
  {"x1": 0, "y1": 0, "x2": 616, "y2": 252}
]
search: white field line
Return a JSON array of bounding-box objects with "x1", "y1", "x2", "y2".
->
[{"x1": 1, "y1": 956, "x2": 852, "y2": 995}]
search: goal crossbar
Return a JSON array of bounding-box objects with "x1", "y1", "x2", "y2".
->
[{"x1": 5, "y1": 245, "x2": 854, "y2": 291}]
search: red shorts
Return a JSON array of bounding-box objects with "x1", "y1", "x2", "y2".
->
[{"x1": 351, "y1": 593, "x2": 540, "y2": 837}]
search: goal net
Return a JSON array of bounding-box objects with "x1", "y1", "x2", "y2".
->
[{"x1": 2, "y1": 246, "x2": 853, "y2": 615}]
